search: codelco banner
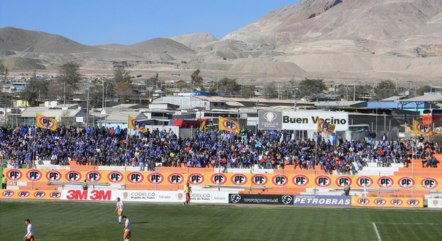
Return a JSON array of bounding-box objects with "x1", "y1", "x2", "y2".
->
[
  {"x1": 426, "y1": 196, "x2": 442, "y2": 208},
  {"x1": 228, "y1": 194, "x2": 294, "y2": 205},
  {"x1": 282, "y1": 111, "x2": 348, "y2": 131},
  {"x1": 293, "y1": 195, "x2": 351, "y2": 207},
  {"x1": 351, "y1": 196, "x2": 423, "y2": 208},
  {"x1": 258, "y1": 110, "x2": 283, "y2": 130}
]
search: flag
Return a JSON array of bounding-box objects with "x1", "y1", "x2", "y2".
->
[
  {"x1": 413, "y1": 120, "x2": 433, "y2": 136},
  {"x1": 317, "y1": 118, "x2": 335, "y2": 134},
  {"x1": 218, "y1": 117, "x2": 240, "y2": 134},
  {"x1": 128, "y1": 115, "x2": 147, "y2": 133},
  {"x1": 199, "y1": 118, "x2": 208, "y2": 131},
  {"x1": 36, "y1": 113, "x2": 58, "y2": 131}
]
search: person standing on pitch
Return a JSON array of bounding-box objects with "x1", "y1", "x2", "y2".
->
[
  {"x1": 184, "y1": 182, "x2": 192, "y2": 205},
  {"x1": 24, "y1": 219, "x2": 35, "y2": 241},
  {"x1": 116, "y1": 197, "x2": 124, "y2": 224},
  {"x1": 122, "y1": 215, "x2": 131, "y2": 241}
]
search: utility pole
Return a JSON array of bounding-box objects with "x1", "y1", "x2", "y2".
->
[{"x1": 86, "y1": 83, "x2": 90, "y2": 126}]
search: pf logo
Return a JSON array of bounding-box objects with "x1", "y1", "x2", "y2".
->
[
  {"x1": 2, "y1": 190, "x2": 14, "y2": 197},
  {"x1": 335, "y1": 176, "x2": 352, "y2": 187},
  {"x1": 18, "y1": 191, "x2": 30, "y2": 198},
  {"x1": 407, "y1": 199, "x2": 420, "y2": 206},
  {"x1": 252, "y1": 174, "x2": 268, "y2": 185},
  {"x1": 6, "y1": 169, "x2": 22, "y2": 180},
  {"x1": 168, "y1": 173, "x2": 184, "y2": 184},
  {"x1": 127, "y1": 172, "x2": 143, "y2": 183},
  {"x1": 398, "y1": 177, "x2": 415, "y2": 189},
  {"x1": 356, "y1": 176, "x2": 373, "y2": 187},
  {"x1": 46, "y1": 171, "x2": 61, "y2": 181},
  {"x1": 65, "y1": 171, "x2": 82, "y2": 182},
  {"x1": 86, "y1": 171, "x2": 102, "y2": 182},
  {"x1": 188, "y1": 174, "x2": 204, "y2": 185},
  {"x1": 390, "y1": 199, "x2": 403, "y2": 206},
  {"x1": 108, "y1": 171, "x2": 123, "y2": 183},
  {"x1": 34, "y1": 191, "x2": 46, "y2": 198},
  {"x1": 272, "y1": 175, "x2": 288, "y2": 186},
  {"x1": 421, "y1": 178, "x2": 438, "y2": 190},
  {"x1": 357, "y1": 198, "x2": 370, "y2": 205},
  {"x1": 49, "y1": 192, "x2": 61, "y2": 199},
  {"x1": 374, "y1": 198, "x2": 386, "y2": 206},
  {"x1": 293, "y1": 175, "x2": 309, "y2": 186},
  {"x1": 315, "y1": 176, "x2": 331, "y2": 187},
  {"x1": 211, "y1": 174, "x2": 227, "y2": 184},
  {"x1": 26, "y1": 170, "x2": 43, "y2": 181},
  {"x1": 148, "y1": 173, "x2": 164, "y2": 184},
  {"x1": 377, "y1": 176, "x2": 393, "y2": 188},
  {"x1": 231, "y1": 174, "x2": 247, "y2": 185}
]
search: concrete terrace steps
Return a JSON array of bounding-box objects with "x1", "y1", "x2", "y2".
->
[{"x1": 347, "y1": 163, "x2": 403, "y2": 176}]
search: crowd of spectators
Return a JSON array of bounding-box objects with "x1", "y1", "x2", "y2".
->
[{"x1": 0, "y1": 126, "x2": 439, "y2": 174}]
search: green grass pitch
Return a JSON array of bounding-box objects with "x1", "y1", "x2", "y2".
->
[{"x1": 1, "y1": 201, "x2": 442, "y2": 241}]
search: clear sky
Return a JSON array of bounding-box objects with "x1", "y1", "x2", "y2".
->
[{"x1": 0, "y1": 0, "x2": 297, "y2": 45}]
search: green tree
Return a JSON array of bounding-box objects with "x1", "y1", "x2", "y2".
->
[
  {"x1": 113, "y1": 66, "x2": 132, "y2": 103},
  {"x1": 58, "y1": 62, "x2": 81, "y2": 90},
  {"x1": 240, "y1": 85, "x2": 255, "y2": 98},
  {"x1": 114, "y1": 66, "x2": 131, "y2": 83},
  {"x1": 298, "y1": 78, "x2": 325, "y2": 98},
  {"x1": 21, "y1": 72, "x2": 49, "y2": 106},
  {"x1": 416, "y1": 85, "x2": 432, "y2": 96},
  {"x1": 210, "y1": 78, "x2": 240, "y2": 95},
  {"x1": 264, "y1": 82, "x2": 278, "y2": 98},
  {"x1": 191, "y1": 69, "x2": 203, "y2": 89},
  {"x1": 374, "y1": 80, "x2": 397, "y2": 100}
]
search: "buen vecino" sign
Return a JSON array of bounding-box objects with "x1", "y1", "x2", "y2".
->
[{"x1": 281, "y1": 111, "x2": 349, "y2": 131}]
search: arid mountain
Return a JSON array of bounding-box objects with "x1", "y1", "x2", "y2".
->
[{"x1": 170, "y1": 33, "x2": 218, "y2": 50}]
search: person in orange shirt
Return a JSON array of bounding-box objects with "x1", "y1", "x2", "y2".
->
[{"x1": 122, "y1": 215, "x2": 131, "y2": 241}]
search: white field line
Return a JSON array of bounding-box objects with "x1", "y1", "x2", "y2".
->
[
  {"x1": 376, "y1": 222, "x2": 442, "y2": 225},
  {"x1": 372, "y1": 222, "x2": 383, "y2": 241}
]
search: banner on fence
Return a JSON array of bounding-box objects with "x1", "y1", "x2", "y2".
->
[
  {"x1": 228, "y1": 194, "x2": 294, "y2": 205},
  {"x1": 1, "y1": 189, "x2": 61, "y2": 200},
  {"x1": 351, "y1": 196, "x2": 423, "y2": 208},
  {"x1": 427, "y1": 196, "x2": 442, "y2": 208},
  {"x1": 293, "y1": 195, "x2": 351, "y2": 207}
]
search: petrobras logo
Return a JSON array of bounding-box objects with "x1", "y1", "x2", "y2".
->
[
  {"x1": 2, "y1": 190, "x2": 14, "y2": 197},
  {"x1": 127, "y1": 172, "x2": 144, "y2": 183},
  {"x1": 390, "y1": 199, "x2": 403, "y2": 206},
  {"x1": 421, "y1": 178, "x2": 438, "y2": 190},
  {"x1": 148, "y1": 173, "x2": 164, "y2": 184},
  {"x1": 18, "y1": 191, "x2": 30, "y2": 198},
  {"x1": 407, "y1": 199, "x2": 420, "y2": 207},
  {"x1": 315, "y1": 176, "x2": 331, "y2": 187},
  {"x1": 374, "y1": 198, "x2": 386, "y2": 206},
  {"x1": 272, "y1": 175, "x2": 288, "y2": 186},
  {"x1": 86, "y1": 171, "x2": 102, "y2": 182},
  {"x1": 107, "y1": 171, "x2": 123, "y2": 183},
  {"x1": 281, "y1": 195, "x2": 293, "y2": 205},
  {"x1": 357, "y1": 198, "x2": 370, "y2": 205},
  {"x1": 49, "y1": 191, "x2": 61, "y2": 199},
  {"x1": 231, "y1": 174, "x2": 247, "y2": 185},
  {"x1": 377, "y1": 176, "x2": 393, "y2": 188},
  {"x1": 211, "y1": 173, "x2": 227, "y2": 185},
  {"x1": 398, "y1": 177, "x2": 415, "y2": 189},
  {"x1": 168, "y1": 173, "x2": 184, "y2": 184},
  {"x1": 230, "y1": 194, "x2": 242, "y2": 204},
  {"x1": 26, "y1": 169, "x2": 43, "y2": 181},
  {"x1": 188, "y1": 173, "x2": 204, "y2": 185},
  {"x1": 335, "y1": 176, "x2": 352, "y2": 187},
  {"x1": 251, "y1": 174, "x2": 268, "y2": 185},
  {"x1": 292, "y1": 175, "x2": 309, "y2": 186},
  {"x1": 356, "y1": 176, "x2": 373, "y2": 187},
  {"x1": 34, "y1": 191, "x2": 46, "y2": 198},
  {"x1": 65, "y1": 171, "x2": 82, "y2": 182},
  {"x1": 46, "y1": 170, "x2": 62, "y2": 181},
  {"x1": 6, "y1": 169, "x2": 22, "y2": 180}
]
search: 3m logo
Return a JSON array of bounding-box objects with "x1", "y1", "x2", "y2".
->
[
  {"x1": 335, "y1": 176, "x2": 352, "y2": 187},
  {"x1": 407, "y1": 199, "x2": 420, "y2": 206},
  {"x1": 148, "y1": 173, "x2": 164, "y2": 184},
  {"x1": 252, "y1": 174, "x2": 268, "y2": 185},
  {"x1": 315, "y1": 176, "x2": 331, "y2": 187},
  {"x1": 65, "y1": 190, "x2": 112, "y2": 201},
  {"x1": 107, "y1": 171, "x2": 123, "y2": 183},
  {"x1": 65, "y1": 171, "x2": 82, "y2": 182},
  {"x1": 188, "y1": 173, "x2": 204, "y2": 185},
  {"x1": 46, "y1": 170, "x2": 62, "y2": 181},
  {"x1": 356, "y1": 176, "x2": 373, "y2": 187},
  {"x1": 377, "y1": 176, "x2": 393, "y2": 188},
  {"x1": 34, "y1": 191, "x2": 46, "y2": 198},
  {"x1": 398, "y1": 177, "x2": 415, "y2": 189},
  {"x1": 272, "y1": 175, "x2": 288, "y2": 186},
  {"x1": 421, "y1": 178, "x2": 438, "y2": 190},
  {"x1": 168, "y1": 173, "x2": 184, "y2": 184},
  {"x1": 6, "y1": 169, "x2": 22, "y2": 180},
  {"x1": 2, "y1": 190, "x2": 14, "y2": 197},
  {"x1": 26, "y1": 170, "x2": 43, "y2": 181},
  {"x1": 127, "y1": 172, "x2": 143, "y2": 183},
  {"x1": 374, "y1": 198, "x2": 386, "y2": 206},
  {"x1": 357, "y1": 198, "x2": 370, "y2": 205},
  {"x1": 18, "y1": 191, "x2": 30, "y2": 198},
  {"x1": 293, "y1": 175, "x2": 309, "y2": 186},
  {"x1": 390, "y1": 199, "x2": 403, "y2": 206},
  {"x1": 86, "y1": 171, "x2": 102, "y2": 182},
  {"x1": 211, "y1": 174, "x2": 227, "y2": 184},
  {"x1": 49, "y1": 192, "x2": 61, "y2": 199},
  {"x1": 231, "y1": 174, "x2": 247, "y2": 185}
]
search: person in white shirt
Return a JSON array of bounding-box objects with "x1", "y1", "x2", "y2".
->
[
  {"x1": 115, "y1": 197, "x2": 124, "y2": 224},
  {"x1": 24, "y1": 219, "x2": 35, "y2": 241},
  {"x1": 122, "y1": 215, "x2": 131, "y2": 241}
]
